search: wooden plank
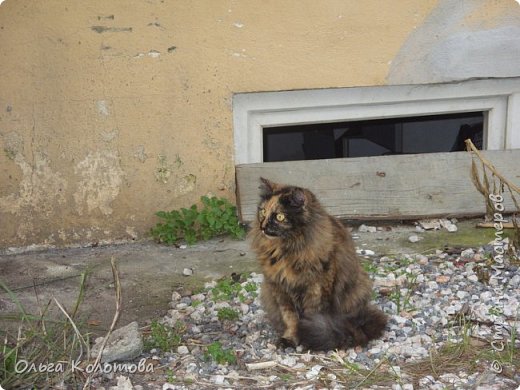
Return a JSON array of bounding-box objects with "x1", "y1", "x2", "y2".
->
[
  {"x1": 477, "y1": 222, "x2": 518, "y2": 229},
  {"x1": 235, "y1": 150, "x2": 520, "y2": 222}
]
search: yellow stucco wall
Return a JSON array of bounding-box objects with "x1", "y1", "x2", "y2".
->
[{"x1": 0, "y1": 0, "x2": 445, "y2": 248}]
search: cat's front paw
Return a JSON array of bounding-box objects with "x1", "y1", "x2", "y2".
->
[{"x1": 277, "y1": 336, "x2": 297, "y2": 349}]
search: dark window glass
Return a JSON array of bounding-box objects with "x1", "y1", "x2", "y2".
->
[{"x1": 263, "y1": 112, "x2": 484, "y2": 162}]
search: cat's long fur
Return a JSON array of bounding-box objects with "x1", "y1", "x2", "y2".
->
[{"x1": 250, "y1": 178, "x2": 387, "y2": 350}]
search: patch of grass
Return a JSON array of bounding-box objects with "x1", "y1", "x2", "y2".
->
[
  {"x1": 328, "y1": 353, "x2": 400, "y2": 388},
  {"x1": 211, "y1": 278, "x2": 242, "y2": 302},
  {"x1": 217, "y1": 307, "x2": 240, "y2": 321},
  {"x1": 387, "y1": 272, "x2": 418, "y2": 314},
  {"x1": 0, "y1": 274, "x2": 91, "y2": 389},
  {"x1": 151, "y1": 196, "x2": 246, "y2": 245},
  {"x1": 279, "y1": 373, "x2": 293, "y2": 382},
  {"x1": 210, "y1": 276, "x2": 258, "y2": 304},
  {"x1": 488, "y1": 306, "x2": 503, "y2": 317},
  {"x1": 243, "y1": 282, "x2": 257, "y2": 294},
  {"x1": 166, "y1": 368, "x2": 176, "y2": 383},
  {"x1": 145, "y1": 320, "x2": 186, "y2": 352},
  {"x1": 204, "y1": 341, "x2": 236, "y2": 365},
  {"x1": 361, "y1": 260, "x2": 378, "y2": 274},
  {"x1": 191, "y1": 300, "x2": 202, "y2": 308},
  {"x1": 403, "y1": 314, "x2": 519, "y2": 385}
]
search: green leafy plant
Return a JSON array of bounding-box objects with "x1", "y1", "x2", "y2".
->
[
  {"x1": 151, "y1": 196, "x2": 245, "y2": 245},
  {"x1": 211, "y1": 279, "x2": 242, "y2": 302},
  {"x1": 166, "y1": 368, "x2": 176, "y2": 383},
  {"x1": 217, "y1": 307, "x2": 240, "y2": 321},
  {"x1": 145, "y1": 320, "x2": 186, "y2": 352},
  {"x1": 488, "y1": 306, "x2": 503, "y2": 317},
  {"x1": 204, "y1": 341, "x2": 236, "y2": 365}
]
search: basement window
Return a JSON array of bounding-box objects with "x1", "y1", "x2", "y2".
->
[
  {"x1": 233, "y1": 78, "x2": 520, "y2": 164},
  {"x1": 263, "y1": 112, "x2": 484, "y2": 162}
]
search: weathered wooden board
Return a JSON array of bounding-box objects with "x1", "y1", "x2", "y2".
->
[{"x1": 236, "y1": 150, "x2": 520, "y2": 222}]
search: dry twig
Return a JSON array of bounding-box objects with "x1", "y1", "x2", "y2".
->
[{"x1": 82, "y1": 257, "x2": 122, "y2": 390}]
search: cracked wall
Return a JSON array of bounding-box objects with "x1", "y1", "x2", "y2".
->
[
  {"x1": 388, "y1": 0, "x2": 520, "y2": 84},
  {"x1": 1, "y1": 0, "x2": 516, "y2": 248}
]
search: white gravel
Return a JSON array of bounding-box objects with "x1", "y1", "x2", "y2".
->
[{"x1": 96, "y1": 245, "x2": 520, "y2": 390}]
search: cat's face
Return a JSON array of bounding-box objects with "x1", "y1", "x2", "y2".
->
[{"x1": 257, "y1": 178, "x2": 308, "y2": 238}]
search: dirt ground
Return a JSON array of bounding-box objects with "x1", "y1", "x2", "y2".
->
[{"x1": 0, "y1": 220, "x2": 499, "y2": 336}]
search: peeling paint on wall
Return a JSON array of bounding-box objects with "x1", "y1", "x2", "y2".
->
[
  {"x1": 0, "y1": 152, "x2": 67, "y2": 217},
  {"x1": 134, "y1": 50, "x2": 162, "y2": 59},
  {"x1": 96, "y1": 100, "x2": 110, "y2": 117},
  {"x1": 155, "y1": 155, "x2": 171, "y2": 183},
  {"x1": 2, "y1": 131, "x2": 23, "y2": 160},
  {"x1": 175, "y1": 174, "x2": 196, "y2": 196},
  {"x1": 73, "y1": 151, "x2": 124, "y2": 215},
  {"x1": 134, "y1": 145, "x2": 148, "y2": 162},
  {"x1": 100, "y1": 128, "x2": 119, "y2": 142}
]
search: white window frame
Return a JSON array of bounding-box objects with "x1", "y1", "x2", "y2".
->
[{"x1": 233, "y1": 78, "x2": 520, "y2": 165}]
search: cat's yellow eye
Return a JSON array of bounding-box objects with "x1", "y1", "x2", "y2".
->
[
  {"x1": 276, "y1": 213, "x2": 285, "y2": 222},
  {"x1": 260, "y1": 208, "x2": 267, "y2": 217}
]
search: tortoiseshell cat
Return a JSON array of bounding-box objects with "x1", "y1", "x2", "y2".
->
[{"x1": 250, "y1": 178, "x2": 387, "y2": 350}]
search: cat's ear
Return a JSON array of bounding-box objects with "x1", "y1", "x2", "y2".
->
[
  {"x1": 288, "y1": 188, "x2": 306, "y2": 208},
  {"x1": 259, "y1": 177, "x2": 275, "y2": 198}
]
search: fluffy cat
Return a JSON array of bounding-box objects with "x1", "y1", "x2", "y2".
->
[{"x1": 250, "y1": 178, "x2": 387, "y2": 350}]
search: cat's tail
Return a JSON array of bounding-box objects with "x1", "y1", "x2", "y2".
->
[{"x1": 297, "y1": 305, "x2": 387, "y2": 351}]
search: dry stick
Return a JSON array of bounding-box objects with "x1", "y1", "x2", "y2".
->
[
  {"x1": 82, "y1": 257, "x2": 122, "y2": 390},
  {"x1": 465, "y1": 139, "x2": 520, "y2": 194},
  {"x1": 53, "y1": 298, "x2": 88, "y2": 367},
  {"x1": 245, "y1": 361, "x2": 278, "y2": 371}
]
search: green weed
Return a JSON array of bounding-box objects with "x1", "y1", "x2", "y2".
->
[
  {"x1": 145, "y1": 320, "x2": 186, "y2": 352},
  {"x1": 151, "y1": 196, "x2": 246, "y2": 245},
  {"x1": 166, "y1": 368, "x2": 176, "y2": 383},
  {"x1": 361, "y1": 260, "x2": 378, "y2": 274},
  {"x1": 0, "y1": 274, "x2": 91, "y2": 389},
  {"x1": 488, "y1": 306, "x2": 503, "y2": 317},
  {"x1": 388, "y1": 272, "x2": 418, "y2": 314},
  {"x1": 211, "y1": 279, "x2": 242, "y2": 302},
  {"x1": 217, "y1": 307, "x2": 240, "y2": 321},
  {"x1": 191, "y1": 300, "x2": 202, "y2": 308},
  {"x1": 204, "y1": 341, "x2": 236, "y2": 365}
]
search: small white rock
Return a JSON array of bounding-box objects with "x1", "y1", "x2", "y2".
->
[
  {"x1": 461, "y1": 248, "x2": 475, "y2": 258},
  {"x1": 456, "y1": 291, "x2": 468, "y2": 299},
  {"x1": 204, "y1": 280, "x2": 217, "y2": 289},
  {"x1": 356, "y1": 249, "x2": 376, "y2": 256},
  {"x1": 305, "y1": 365, "x2": 323, "y2": 380},
  {"x1": 240, "y1": 303, "x2": 250, "y2": 315},
  {"x1": 191, "y1": 293, "x2": 206, "y2": 301},
  {"x1": 446, "y1": 224, "x2": 458, "y2": 232},
  {"x1": 468, "y1": 274, "x2": 479, "y2": 282},
  {"x1": 177, "y1": 345, "x2": 189, "y2": 355},
  {"x1": 510, "y1": 274, "x2": 520, "y2": 287},
  {"x1": 213, "y1": 375, "x2": 226, "y2": 385},
  {"x1": 280, "y1": 356, "x2": 297, "y2": 367},
  {"x1": 408, "y1": 235, "x2": 423, "y2": 243},
  {"x1": 182, "y1": 268, "x2": 193, "y2": 276},
  {"x1": 359, "y1": 224, "x2": 377, "y2": 233}
]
